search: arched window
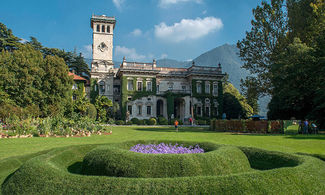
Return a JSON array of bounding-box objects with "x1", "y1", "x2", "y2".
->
[
  {"x1": 107, "y1": 25, "x2": 110, "y2": 33},
  {"x1": 102, "y1": 25, "x2": 105, "y2": 32},
  {"x1": 96, "y1": 25, "x2": 100, "y2": 32}
]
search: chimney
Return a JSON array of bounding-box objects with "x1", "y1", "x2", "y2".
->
[{"x1": 152, "y1": 59, "x2": 156, "y2": 68}]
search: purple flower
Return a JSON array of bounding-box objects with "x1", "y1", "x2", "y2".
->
[{"x1": 130, "y1": 143, "x2": 204, "y2": 154}]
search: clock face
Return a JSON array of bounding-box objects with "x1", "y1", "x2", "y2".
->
[{"x1": 98, "y1": 42, "x2": 108, "y2": 52}]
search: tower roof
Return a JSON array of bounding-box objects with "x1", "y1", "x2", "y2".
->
[{"x1": 91, "y1": 15, "x2": 116, "y2": 29}]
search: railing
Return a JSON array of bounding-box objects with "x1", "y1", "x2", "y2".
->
[{"x1": 157, "y1": 89, "x2": 191, "y2": 95}]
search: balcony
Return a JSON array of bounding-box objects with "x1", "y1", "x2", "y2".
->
[{"x1": 157, "y1": 89, "x2": 191, "y2": 95}]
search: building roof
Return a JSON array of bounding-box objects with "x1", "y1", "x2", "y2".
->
[{"x1": 69, "y1": 72, "x2": 88, "y2": 81}]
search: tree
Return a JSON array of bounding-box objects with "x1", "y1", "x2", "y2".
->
[
  {"x1": 0, "y1": 23, "x2": 21, "y2": 51},
  {"x1": 237, "y1": 0, "x2": 288, "y2": 96},
  {"x1": 95, "y1": 96, "x2": 113, "y2": 122},
  {"x1": 70, "y1": 52, "x2": 90, "y2": 79},
  {"x1": 240, "y1": 77, "x2": 260, "y2": 114},
  {"x1": 223, "y1": 82, "x2": 253, "y2": 119}
]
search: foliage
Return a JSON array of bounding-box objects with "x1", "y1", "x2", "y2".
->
[
  {"x1": 95, "y1": 96, "x2": 113, "y2": 122},
  {"x1": 115, "y1": 120, "x2": 124, "y2": 125},
  {"x1": 0, "y1": 23, "x2": 21, "y2": 51},
  {"x1": 148, "y1": 118, "x2": 157, "y2": 125},
  {"x1": 237, "y1": 0, "x2": 288, "y2": 96},
  {"x1": 0, "y1": 44, "x2": 73, "y2": 118},
  {"x1": 131, "y1": 118, "x2": 140, "y2": 125},
  {"x1": 238, "y1": 0, "x2": 325, "y2": 128},
  {"x1": 223, "y1": 82, "x2": 253, "y2": 119},
  {"x1": 3, "y1": 142, "x2": 325, "y2": 194},
  {"x1": 158, "y1": 117, "x2": 168, "y2": 125},
  {"x1": 240, "y1": 77, "x2": 260, "y2": 114},
  {"x1": 86, "y1": 103, "x2": 97, "y2": 119},
  {"x1": 126, "y1": 121, "x2": 133, "y2": 125}
]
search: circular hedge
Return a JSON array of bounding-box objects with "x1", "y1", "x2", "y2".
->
[
  {"x1": 81, "y1": 141, "x2": 252, "y2": 177},
  {"x1": 2, "y1": 141, "x2": 325, "y2": 194}
]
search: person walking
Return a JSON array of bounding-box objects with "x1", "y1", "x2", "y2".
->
[
  {"x1": 189, "y1": 117, "x2": 193, "y2": 126},
  {"x1": 303, "y1": 119, "x2": 309, "y2": 134},
  {"x1": 174, "y1": 120, "x2": 179, "y2": 132}
]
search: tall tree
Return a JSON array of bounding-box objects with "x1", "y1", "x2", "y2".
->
[
  {"x1": 0, "y1": 23, "x2": 21, "y2": 51},
  {"x1": 237, "y1": 0, "x2": 288, "y2": 96},
  {"x1": 241, "y1": 77, "x2": 260, "y2": 114}
]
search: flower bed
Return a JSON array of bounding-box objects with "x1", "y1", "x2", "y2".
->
[{"x1": 130, "y1": 143, "x2": 204, "y2": 154}]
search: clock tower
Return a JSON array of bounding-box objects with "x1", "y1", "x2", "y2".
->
[
  {"x1": 90, "y1": 15, "x2": 116, "y2": 100},
  {"x1": 91, "y1": 15, "x2": 116, "y2": 72}
]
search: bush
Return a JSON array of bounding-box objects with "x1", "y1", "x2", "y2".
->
[
  {"x1": 158, "y1": 117, "x2": 168, "y2": 125},
  {"x1": 82, "y1": 141, "x2": 250, "y2": 178},
  {"x1": 4, "y1": 143, "x2": 325, "y2": 194},
  {"x1": 126, "y1": 121, "x2": 133, "y2": 125},
  {"x1": 107, "y1": 118, "x2": 115, "y2": 125},
  {"x1": 197, "y1": 119, "x2": 207, "y2": 125},
  {"x1": 148, "y1": 118, "x2": 157, "y2": 125},
  {"x1": 138, "y1": 120, "x2": 145, "y2": 125},
  {"x1": 131, "y1": 118, "x2": 140, "y2": 125},
  {"x1": 115, "y1": 120, "x2": 124, "y2": 125},
  {"x1": 144, "y1": 119, "x2": 149, "y2": 125},
  {"x1": 86, "y1": 104, "x2": 97, "y2": 119}
]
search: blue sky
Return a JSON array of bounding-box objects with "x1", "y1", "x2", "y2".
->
[{"x1": 0, "y1": 0, "x2": 262, "y2": 62}]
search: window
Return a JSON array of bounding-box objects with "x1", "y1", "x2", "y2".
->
[
  {"x1": 138, "y1": 105, "x2": 142, "y2": 115},
  {"x1": 99, "y1": 81, "x2": 105, "y2": 93},
  {"x1": 127, "y1": 105, "x2": 132, "y2": 115},
  {"x1": 127, "y1": 80, "x2": 133, "y2": 91},
  {"x1": 157, "y1": 84, "x2": 160, "y2": 92},
  {"x1": 168, "y1": 82, "x2": 173, "y2": 90},
  {"x1": 102, "y1": 25, "x2": 105, "y2": 32},
  {"x1": 107, "y1": 25, "x2": 110, "y2": 33},
  {"x1": 96, "y1": 25, "x2": 100, "y2": 32},
  {"x1": 137, "y1": 81, "x2": 143, "y2": 91},
  {"x1": 205, "y1": 82, "x2": 210, "y2": 94},
  {"x1": 182, "y1": 86, "x2": 186, "y2": 91},
  {"x1": 146, "y1": 81, "x2": 152, "y2": 91},
  {"x1": 106, "y1": 84, "x2": 110, "y2": 92},
  {"x1": 213, "y1": 84, "x2": 218, "y2": 95},
  {"x1": 197, "y1": 82, "x2": 202, "y2": 93},
  {"x1": 147, "y1": 106, "x2": 151, "y2": 115},
  {"x1": 128, "y1": 96, "x2": 132, "y2": 101},
  {"x1": 206, "y1": 107, "x2": 210, "y2": 117},
  {"x1": 197, "y1": 106, "x2": 202, "y2": 116}
]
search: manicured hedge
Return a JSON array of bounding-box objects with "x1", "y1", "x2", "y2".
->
[
  {"x1": 81, "y1": 141, "x2": 252, "y2": 178},
  {"x1": 2, "y1": 143, "x2": 325, "y2": 194},
  {"x1": 210, "y1": 119, "x2": 288, "y2": 133}
]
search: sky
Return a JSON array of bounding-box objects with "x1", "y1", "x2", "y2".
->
[{"x1": 0, "y1": 0, "x2": 263, "y2": 62}]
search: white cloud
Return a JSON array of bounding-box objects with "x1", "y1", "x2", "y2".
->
[
  {"x1": 159, "y1": 0, "x2": 203, "y2": 7},
  {"x1": 112, "y1": 0, "x2": 125, "y2": 10},
  {"x1": 154, "y1": 17, "x2": 223, "y2": 42},
  {"x1": 80, "y1": 44, "x2": 92, "y2": 59},
  {"x1": 115, "y1": 46, "x2": 146, "y2": 61},
  {"x1": 131, "y1": 28, "x2": 142, "y2": 36}
]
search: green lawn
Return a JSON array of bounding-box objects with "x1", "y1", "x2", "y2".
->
[{"x1": 1, "y1": 126, "x2": 325, "y2": 193}]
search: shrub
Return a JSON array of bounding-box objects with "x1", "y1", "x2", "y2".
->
[
  {"x1": 126, "y1": 121, "x2": 133, "y2": 125},
  {"x1": 107, "y1": 118, "x2": 115, "y2": 125},
  {"x1": 148, "y1": 118, "x2": 157, "y2": 125},
  {"x1": 138, "y1": 120, "x2": 145, "y2": 125},
  {"x1": 86, "y1": 104, "x2": 97, "y2": 119},
  {"x1": 158, "y1": 117, "x2": 168, "y2": 125},
  {"x1": 144, "y1": 119, "x2": 149, "y2": 125},
  {"x1": 3, "y1": 143, "x2": 325, "y2": 194},
  {"x1": 197, "y1": 119, "x2": 207, "y2": 125},
  {"x1": 131, "y1": 118, "x2": 140, "y2": 125},
  {"x1": 115, "y1": 120, "x2": 124, "y2": 125}
]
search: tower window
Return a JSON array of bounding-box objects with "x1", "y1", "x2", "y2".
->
[
  {"x1": 107, "y1": 25, "x2": 110, "y2": 33},
  {"x1": 96, "y1": 25, "x2": 100, "y2": 32},
  {"x1": 102, "y1": 25, "x2": 105, "y2": 32}
]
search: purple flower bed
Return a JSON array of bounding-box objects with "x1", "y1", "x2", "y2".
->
[{"x1": 130, "y1": 143, "x2": 204, "y2": 154}]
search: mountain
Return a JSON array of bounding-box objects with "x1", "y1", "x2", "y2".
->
[{"x1": 156, "y1": 59, "x2": 190, "y2": 68}]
